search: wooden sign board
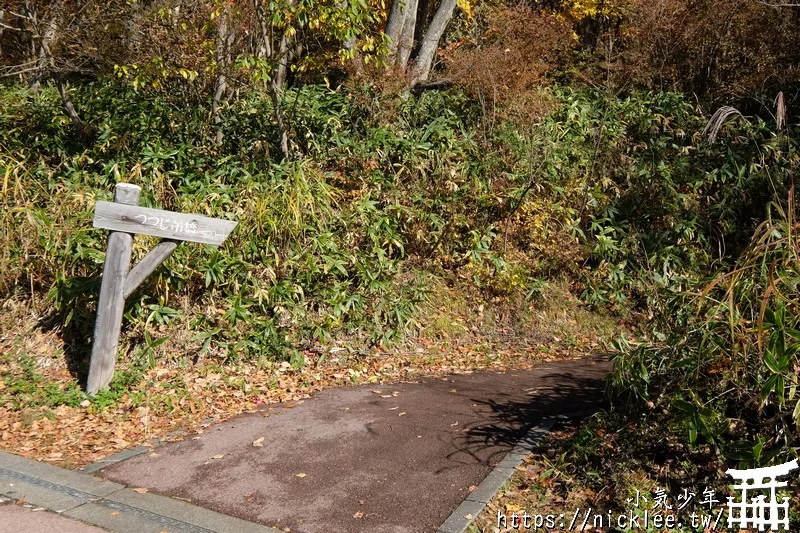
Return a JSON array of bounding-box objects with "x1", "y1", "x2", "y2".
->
[
  {"x1": 87, "y1": 184, "x2": 237, "y2": 395},
  {"x1": 93, "y1": 201, "x2": 237, "y2": 245}
]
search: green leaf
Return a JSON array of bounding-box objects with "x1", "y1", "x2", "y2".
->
[
  {"x1": 764, "y1": 350, "x2": 782, "y2": 374},
  {"x1": 672, "y1": 399, "x2": 696, "y2": 413}
]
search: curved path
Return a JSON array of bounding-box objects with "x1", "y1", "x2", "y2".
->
[{"x1": 98, "y1": 355, "x2": 610, "y2": 532}]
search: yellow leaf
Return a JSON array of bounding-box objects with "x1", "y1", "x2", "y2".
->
[
  {"x1": 456, "y1": 0, "x2": 473, "y2": 18},
  {"x1": 132, "y1": 488, "x2": 149, "y2": 494},
  {"x1": 295, "y1": 472, "x2": 307, "y2": 478},
  {"x1": 252, "y1": 437, "x2": 265, "y2": 447}
]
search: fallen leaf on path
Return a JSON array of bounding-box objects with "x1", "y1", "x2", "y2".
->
[
  {"x1": 353, "y1": 511, "x2": 364, "y2": 518},
  {"x1": 132, "y1": 488, "x2": 149, "y2": 494},
  {"x1": 210, "y1": 454, "x2": 225, "y2": 459},
  {"x1": 388, "y1": 407, "x2": 399, "y2": 410},
  {"x1": 252, "y1": 437, "x2": 265, "y2": 447},
  {"x1": 295, "y1": 473, "x2": 307, "y2": 478},
  {"x1": 468, "y1": 485, "x2": 478, "y2": 491},
  {"x1": 398, "y1": 412, "x2": 406, "y2": 416},
  {"x1": 110, "y1": 512, "x2": 120, "y2": 516}
]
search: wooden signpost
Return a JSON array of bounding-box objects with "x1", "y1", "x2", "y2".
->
[{"x1": 87, "y1": 183, "x2": 237, "y2": 395}]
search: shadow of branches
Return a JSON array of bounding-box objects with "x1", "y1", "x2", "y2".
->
[{"x1": 438, "y1": 358, "x2": 610, "y2": 472}]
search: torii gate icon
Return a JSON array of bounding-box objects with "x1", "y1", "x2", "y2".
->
[{"x1": 726, "y1": 459, "x2": 798, "y2": 531}]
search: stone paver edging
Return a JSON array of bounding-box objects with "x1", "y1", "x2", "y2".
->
[
  {"x1": 437, "y1": 410, "x2": 594, "y2": 533},
  {"x1": 0, "y1": 451, "x2": 280, "y2": 533}
]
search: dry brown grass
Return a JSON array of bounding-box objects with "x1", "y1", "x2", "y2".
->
[
  {"x1": 597, "y1": 0, "x2": 800, "y2": 102},
  {"x1": 443, "y1": 5, "x2": 574, "y2": 126}
]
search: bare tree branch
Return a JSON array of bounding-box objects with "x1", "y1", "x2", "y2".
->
[{"x1": 0, "y1": 20, "x2": 26, "y2": 32}]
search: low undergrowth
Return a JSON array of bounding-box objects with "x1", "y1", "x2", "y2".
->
[
  {"x1": 471, "y1": 92, "x2": 800, "y2": 531},
  {"x1": 4, "y1": 78, "x2": 800, "y2": 499}
]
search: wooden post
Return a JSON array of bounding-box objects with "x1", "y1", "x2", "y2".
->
[
  {"x1": 87, "y1": 183, "x2": 141, "y2": 395},
  {"x1": 87, "y1": 183, "x2": 236, "y2": 394}
]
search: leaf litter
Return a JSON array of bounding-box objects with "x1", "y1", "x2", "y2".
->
[{"x1": 0, "y1": 314, "x2": 601, "y2": 469}]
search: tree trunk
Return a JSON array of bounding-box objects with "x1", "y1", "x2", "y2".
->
[
  {"x1": 23, "y1": 1, "x2": 59, "y2": 91},
  {"x1": 397, "y1": 0, "x2": 419, "y2": 68},
  {"x1": 385, "y1": 0, "x2": 405, "y2": 57},
  {"x1": 212, "y1": 2, "x2": 233, "y2": 145},
  {"x1": 386, "y1": 0, "x2": 417, "y2": 66},
  {"x1": 413, "y1": 0, "x2": 434, "y2": 56},
  {"x1": 0, "y1": 9, "x2": 6, "y2": 56},
  {"x1": 410, "y1": 0, "x2": 456, "y2": 84},
  {"x1": 21, "y1": 2, "x2": 86, "y2": 137},
  {"x1": 124, "y1": 1, "x2": 143, "y2": 57},
  {"x1": 276, "y1": 32, "x2": 291, "y2": 91},
  {"x1": 269, "y1": 82, "x2": 289, "y2": 157},
  {"x1": 54, "y1": 75, "x2": 84, "y2": 132},
  {"x1": 386, "y1": 0, "x2": 457, "y2": 84},
  {"x1": 251, "y1": 0, "x2": 291, "y2": 158},
  {"x1": 251, "y1": 0, "x2": 273, "y2": 58},
  {"x1": 271, "y1": 31, "x2": 291, "y2": 157},
  {"x1": 336, "y1": 0, "x2": 361, "y2": 73}
]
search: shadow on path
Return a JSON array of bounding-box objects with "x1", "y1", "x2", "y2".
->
[{"x1": 448, "y1": 369, "x2": 607, "y2": 471}]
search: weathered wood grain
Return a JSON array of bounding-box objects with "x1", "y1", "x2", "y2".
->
[
  {"x1": 122, "y1": 239, "x2": 179, "y2": 299},
  {"x1": 93, "y1": 202, "x2": 237, "y2": 245},
  {"x1": 88, "y1": 184, "x2": 238, "y2": 394},
  {"x1": 87, "y1": 184, "x2": 141, "y2": 395}
]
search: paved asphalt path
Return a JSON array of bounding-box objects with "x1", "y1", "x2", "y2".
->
[{"x1": 101, "y1": 355, "x2": 610, "y2": 533}]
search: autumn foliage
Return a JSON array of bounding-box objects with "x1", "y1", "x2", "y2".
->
[{"x1": 444, "y1": 6, "x2": 573, "y2": 121}]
